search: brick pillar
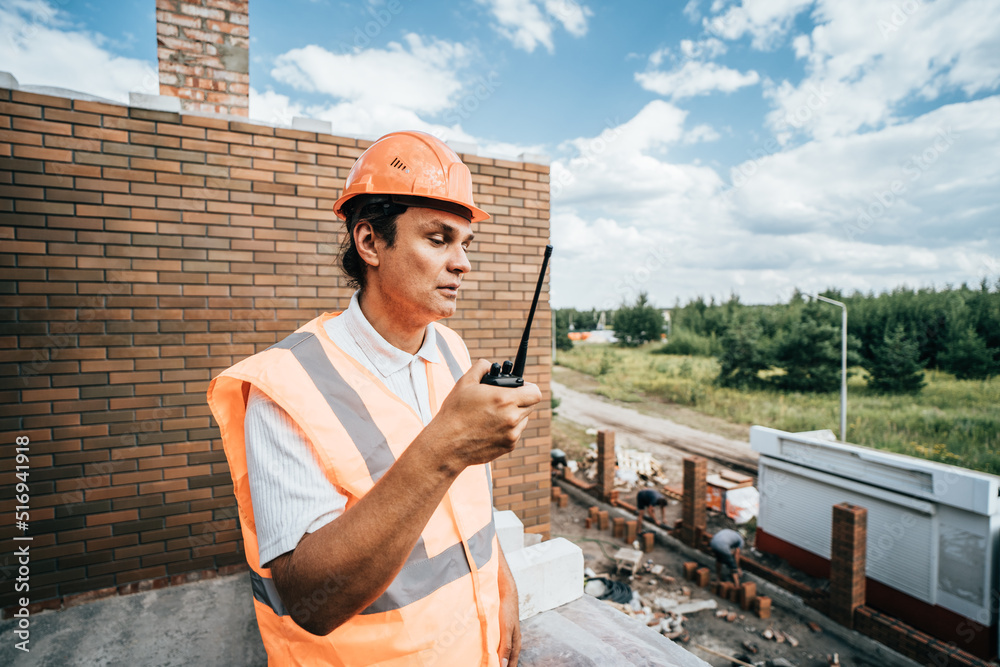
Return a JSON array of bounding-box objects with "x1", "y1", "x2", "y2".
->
[
  {"x1": 596, "y1": 430, "x2": 615, "y2": 502},
  {"x1": 830, "y1": 503, "x2": 867, "y2": 628},
  {"x1": 156, "y1": 0, "x2": 250, "y2": 116},
  {"x1": 681, "y1": 457, "x2": 707, "y2": 547}
]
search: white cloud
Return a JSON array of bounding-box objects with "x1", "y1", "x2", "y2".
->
[
  {"x1": 730, "y1": 96, "x2": 1000, "y2": 245},
  {"x1": 683, "y1": 123, "x2": 721, "y2": 144},
  {"x1": 636, "y1": 60, "x2": 760, "y2": 99},
  {"x1": 548, "y1": 92, "x2": 1000, "y2": 308},
  {"x1": 680, "y1": 37, "x2": 727, "y2": 59},
  {"x1": 683, "y1": 0, "x2": 701, "y2": 22},
  {"x1": 272, "y1": 34, "x2": 468, "y2": 115},
  {"x1": 476, "y1": 0, "x2": 592, "y2": 53},
  {"x1": 0, "y1": 0, "x2": 155, "y2": 103},
  {"x1": 703, "y1": 0, "x2": 814, "y2": 50},
  {"x1": 756, "y1": 0, "x2": 1000, "y2": 142}
]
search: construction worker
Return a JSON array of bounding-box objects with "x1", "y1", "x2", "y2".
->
[
  {"x1": 710, "y1": 528, "x2": 745, "y2": 586},
  {"x1": 208, "y1": 131, "x2": 542, "y2": 666},
  {"x1": 636, "y1": 488, "x2": 668, "y2": 525}
]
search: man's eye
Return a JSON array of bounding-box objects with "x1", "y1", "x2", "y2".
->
[{"x1": 429, "y1": 237, "x2": 445, "y2": 246}]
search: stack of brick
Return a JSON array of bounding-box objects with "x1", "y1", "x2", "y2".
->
[
  {"x1": 681, "y1": 456, "x2": 706, "y2": 547},
  {"x1": 596, "y1": 430, "x2": 615, "y2": 502},
  {"x1": 829, "y1": 503, "x2": 867, "y2": 629}
]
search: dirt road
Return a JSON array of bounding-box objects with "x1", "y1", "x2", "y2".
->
[{"x1": 552, "y1": 379, "x2": 759, "y2": 478}]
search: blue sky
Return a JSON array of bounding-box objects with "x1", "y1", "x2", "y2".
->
[{"x1": 2, "y1": 0, "x2": 999, "y2": 309}]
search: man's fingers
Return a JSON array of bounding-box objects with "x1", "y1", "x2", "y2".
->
[
  {"x1": 513, "y1": 382, "x2": 542, "y2": 408},
  {"x1": 467, "y1": 359, "x2": 493, "y2": 384}
]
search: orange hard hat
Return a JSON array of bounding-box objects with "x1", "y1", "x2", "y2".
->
[{"x1": 333, "y1": 130, "x2": 490, "y2": 224}]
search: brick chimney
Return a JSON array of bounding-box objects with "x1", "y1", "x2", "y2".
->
[{"x1": 155, "y1": 0, "x2": 249, "y2": 116}]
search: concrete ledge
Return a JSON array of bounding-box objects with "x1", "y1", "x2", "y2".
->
[
  {"x1": 0, "y1": 571, "x2": 266, "y2": 666},
  {"x1": 554, "y1": 478, "x2": 924, "y2": 667},
  {"x1": 292, "y1": 116, "x2": 333, "y2": 133},
  {"x1": 129, "y1": 92, "x2": 182, "y2": 112},
  {"x1": 520, "y1": 594, "x2": 709, "y2": 666}
]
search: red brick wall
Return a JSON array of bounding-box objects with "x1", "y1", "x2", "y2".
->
[
  {"x1": 0, "y1": 85, "x2": 551, "y2": 610},
  {"x1": 854, "y1": 606, "x2": 994, "y2": 667}
]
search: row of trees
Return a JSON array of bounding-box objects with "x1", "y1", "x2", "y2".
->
[
  {"x1": 681, "y1": 280, "x2": 1000, "y2": 392},
  {"x1": 555, "y1": 279, "x2": 1000, "y2": 393}
]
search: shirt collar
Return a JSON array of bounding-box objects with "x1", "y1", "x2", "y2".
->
[{"x1": 342, "y1": 292, "x2": 440, "y2": 377}]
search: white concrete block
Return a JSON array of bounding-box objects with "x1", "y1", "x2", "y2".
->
[
  {"x1": 506, "y1": 537, "x2": 584, "y2": 620},
  {"x1": 0, "y1": 72, "x2": 19, "y2": 90},
  {"x1": 292, "y1": 116, "x2": 333, "y2": 134},
  {"x1": 446, "y1": 139, "x2": 478, "y2": 155},
  {"x1": 493, "y1": 510, "x2": 524, "y2": 554},
  {"x1": 129, "y1": 92, "x2": 181, "y2": 112},
  {"x1": 517, "y1": 152, "x2": 551, "y2": 165}
]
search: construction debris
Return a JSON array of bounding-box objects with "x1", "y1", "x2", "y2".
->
[{"x1": 581, "y1": 445, "x2": 670, "y2": 489}]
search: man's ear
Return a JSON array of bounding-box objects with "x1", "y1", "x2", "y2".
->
[{"x1": 354, "y1": 220, "x2": 380, "y2": 269}]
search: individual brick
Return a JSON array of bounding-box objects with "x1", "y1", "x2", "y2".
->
[{"x1": 755, "y1": 596, "x2": 772, "y2": 619}]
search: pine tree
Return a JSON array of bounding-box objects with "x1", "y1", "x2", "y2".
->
[
  {"x1": 715, "y1": 315, "x2": 772, "y2": 389},
  {"x1": 613, "y1": 292, "x2": 664, "y2": 347},
  {"x1": 866, "y1": 324, "x2": 926, "y2": 393},
  {"x1": 938, "y1": 326, "x2": 997, "y2": 380}
]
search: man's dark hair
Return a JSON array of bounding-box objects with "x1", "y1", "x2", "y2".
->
[
  {"x1": 656, "y1": 497, "x2": 668, "y2": 507},
  {"x1": 339, "y1": 196, "x2": 408, "y2": 291}
]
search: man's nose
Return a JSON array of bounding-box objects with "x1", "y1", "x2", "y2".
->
[{"x1": 450, "y1": 245, "x2": 472, "y2": 274}]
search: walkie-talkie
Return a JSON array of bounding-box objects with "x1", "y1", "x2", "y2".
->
[{"x1": 481, "y1": 244, "x2": 553, "y2": 387}]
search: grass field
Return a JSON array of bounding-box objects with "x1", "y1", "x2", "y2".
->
[{"x1": 555, "y1": 343, "x2": 1000, "y2": 475}]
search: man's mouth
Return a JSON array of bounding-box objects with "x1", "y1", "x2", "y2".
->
[{"x1": 438, "y1": 283, "x2": 460, "y2": 297}]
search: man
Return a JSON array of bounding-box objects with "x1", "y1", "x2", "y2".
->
[
  {"x1": 710, "y1": 528, "x2": 745, "y2": 586},
  {"x1": 636, "y1": 488, "x2": 668, "y2": 525},
  {"x1": 208, "y1": 131, "x2": 542, "y2": 666}
]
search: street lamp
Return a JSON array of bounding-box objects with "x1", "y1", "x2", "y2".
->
[{"x1": 803, "y1": 292, "x2": 848, "y2": 442}]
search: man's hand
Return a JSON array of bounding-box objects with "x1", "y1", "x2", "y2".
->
[
  {"x1": 428, "y1": 359, "x2": 542, "y2": 472},
  {"x1": 498, "y1": 548, "x2": 521, "y2": 667}
]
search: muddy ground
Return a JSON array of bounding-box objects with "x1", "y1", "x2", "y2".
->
[{"x1": 550, "y1": 494, "x2": 880, "y2": 667}]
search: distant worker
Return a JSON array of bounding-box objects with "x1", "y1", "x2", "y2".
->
[
  {"x1": 636, "y1": 489, "x2": 668, "y2": 525},
  {"x1": 710, "y1": 528, "x2": 745, "y2": 586},
  {"x1": 551, "y1": 448, "x2": 568, "y2": 471}
]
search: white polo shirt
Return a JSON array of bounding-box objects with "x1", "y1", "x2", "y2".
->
[{"x1": 244, "y1": 292, "x2": 452, "y2": 566}]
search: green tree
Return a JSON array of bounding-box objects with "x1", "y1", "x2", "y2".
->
[
  {"x1": 613, "y1": 292, "x2": 664, "y2": 347},
  {"x1": 715, "y1": 315, "x2": 772, "y2": 389},
  {"x1": 866, "y1": 324, "x2": 926, "y2": 393},
  {"x1": 772, "y1": 305, "x2": 861, "y2": 392},
  {"x1": 555, "y1": 309, "x2": 573, "y2": 351},
  {"x1": 938, "y1": 326, "x2": 997, "y2": 380}
]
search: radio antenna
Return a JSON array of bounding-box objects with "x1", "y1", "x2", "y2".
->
[{"x1": 511, "y1": 245, "x2": 552, "y2": 378}]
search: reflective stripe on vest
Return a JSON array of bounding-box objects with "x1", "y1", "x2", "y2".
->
[{"x1": 250, "y1": 519, "x2": 497, "y2": 618}]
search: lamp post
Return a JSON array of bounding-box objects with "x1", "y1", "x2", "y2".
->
[{"x1": 803, "y1": 292, "x2": 848, "y2": 442}]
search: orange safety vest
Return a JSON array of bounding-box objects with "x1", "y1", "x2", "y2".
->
[{"x1": 207, "y1": 313, "x2": 502, "y2": 666}]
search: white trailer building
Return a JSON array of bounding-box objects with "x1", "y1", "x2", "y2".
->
[{"x1": 751, "y1": 426, "x2": 1000, "y2": 660}]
